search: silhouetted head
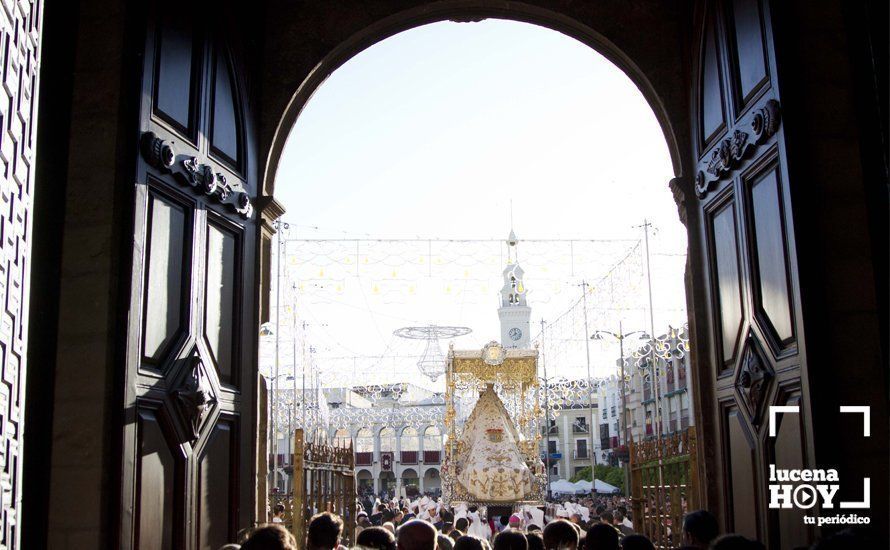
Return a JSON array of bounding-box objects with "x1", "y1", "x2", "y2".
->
[
  {"x1": 543, "y1": 519, "x2": 579, "y2": 550},
  {"x1": 398, "y1": 520, "x2": 439, "y2": 550},
  {"x1": 682, "y1": 510, "x2": 718, "y2": 549},
  {"x1": 307, "y1": 513, "x2": 343, "y2": 550},
  {"x1": 357, "y1": 526, "x2": 397, "y2": 550},
  {"x1": 493, "y1": 529, "x2": 528, "y2": 550},
  {"x1": 584, "y1": 524, "x2": 618, "y2": 550},
  {"x1": 242, "y1": 524, "x2": 298, "y2": 550}
]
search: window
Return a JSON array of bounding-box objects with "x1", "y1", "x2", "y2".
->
[
  {"x1": 575, "y1": 439, "x2": 588, "y2": 459},
  {"x1": 573, "y1": 416, "x2": 588, "y2": 433},
  {"x1": 547, "y1": 440, "x2": 558, "y2": 454}
]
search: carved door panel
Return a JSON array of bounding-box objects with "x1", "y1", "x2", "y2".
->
[
  {"x1": 693, "y1": 0, "x2": 812, "y2": 546},
  {"x1": 121, "y1": 2, "x2": 257, "y2": 548}
]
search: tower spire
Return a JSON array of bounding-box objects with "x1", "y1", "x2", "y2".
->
[{"x1": 498, "y1": 223, "x2": 530, "y2": 349}]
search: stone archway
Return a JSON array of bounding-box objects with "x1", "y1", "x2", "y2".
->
[
  {"x1": 260, "y1": 1, "x2": 690, "y2": 200},
  {"x1": 258, "y1": 0, "x2": 702, "y2": 516}
]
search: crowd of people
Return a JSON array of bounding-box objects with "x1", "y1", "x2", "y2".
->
[{"x1": 215, "y1": 495, "x2": 877, "y2": 549}]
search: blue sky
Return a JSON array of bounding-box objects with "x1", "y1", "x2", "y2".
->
[{"x1": 266, "y1": 20, "x2": 687, "y2": 387}]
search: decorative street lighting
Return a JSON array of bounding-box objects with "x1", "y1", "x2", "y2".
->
[{"x1": 393, "y1": 325, "x2": 472, "y2": 382}]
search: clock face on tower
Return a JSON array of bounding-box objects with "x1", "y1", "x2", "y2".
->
[{"x1": 509, "y1": 327, "x2": 523, "y2": 341}]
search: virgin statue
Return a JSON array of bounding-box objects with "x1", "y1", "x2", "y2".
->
[{"x1": 456, "y1": 384, "x2": 534, "y2": 501}]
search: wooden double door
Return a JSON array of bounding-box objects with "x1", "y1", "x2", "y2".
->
[
  {"x1": 693, "y1": 0, "x2": 813, "y2": 546},
  {"x1": 120, "y1": 2, "x2": 258, "y2": 548}
]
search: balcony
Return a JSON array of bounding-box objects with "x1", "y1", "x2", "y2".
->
[
  {"x1": 400, "y1": 451, "x2": 418, "y2": 465},
  {"x1": 423, "y1": 450, "x2": 441, "y2": 464},
  {"x1": 355, "y1": 452, "x2": 373, "y2": 466},
  {"x1": 572, "y1": 424, "x2": 589, "y2": 434},
  {"x1": 572, "y1": 449, "x2": 589, "y2": 460}
]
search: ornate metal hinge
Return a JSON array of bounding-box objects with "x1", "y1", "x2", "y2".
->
[{"x1": 140, "y1": 132, "x2": 254, "y2": 219}]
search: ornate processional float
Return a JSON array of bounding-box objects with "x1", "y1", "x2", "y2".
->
[{"x1": 443, "y1": 341, "x2": 546, "y2": 508}]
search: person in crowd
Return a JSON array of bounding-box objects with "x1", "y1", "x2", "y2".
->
[
  {"x1": 493, "y1": 529, "x2": 528, "y2": 550},
  {"x1": 508, "y1": 515, "x2": 523, "y2": 531},
  {"x1": 270, "y1": 503, "x2": 286, "y2": 524},
  {"x1": 454, "y1": 517, "x2": 470, "y2": 536},
  {"x1": 403, "y1": 507, "x2": 417, "y2": 523},
  {"x1": 498, "y1": 515, "x2": 510, "y2": 533},
  {"x1": 611, "y1": 511, "x2": 633, "y2": 537},
  {"x1": 526, "y1": 525, "x2": 541, "y2": 534},
  {"x1": 394, "y1": 510, "x2": 405, "y2": 526},
  {"x1": 218, "y1": 544, "x2": 241, "y2": 550},
  {"x1": 680, "y1": 510, "x2": 718, "y2": 549},
  {"x1": 709, "y1": 534, "x2": 765, "y2": 550},
  {"x1": 525, "y1": 531, "x2": 545, "y2": 550},
  {"x1": 583, "y1": 523, "x2": 619, "y2": 550},
  {"x1": 454, "y1": 535, "x2": 491, "y2": 550},
  {"x1": 357, "y1": 526, "x2": 397, "y2": 550},
  {"x1": 383, "y1": 522, "x2": 397, "y2": 535},
  {"x1": 397, "y1": 519, "x2": 439, "y2": 550},
  {"x1": 357, "y1": 513, "x2": 372, "y2": 537},
  {"x1": 240, "y1": 524, "x2": 298, "y2": 550},
  {"x1": 306, "y1": 512, "x2": 344, "y2": 550},
  {"x1": 467, "y1": 506, "x2": 491, "y2": 540},
  {"x1": 543, "y1": 519, "x2": 579, "y2": 550},
  {"x1": 616, "y1": 534, "x2": 653, "y2": 550},
  {"x1": 440, "y1": 510, "x2": 455, "y2": 532},
  {"x1": 438, "y1": 534, "x2": 455, "y2": 550},
  {"x1": 597, "y1": 511, "x2": 622, "y2": 538},
  {"x1": 371, "y1": 504, "x2": 386, "y2": 526},
  {"x1": 568, "y1": 514, "x2": 587, "y2": 538},
  {"x1": 615, "y1": 507, "x2": 632, "y2": 530}
]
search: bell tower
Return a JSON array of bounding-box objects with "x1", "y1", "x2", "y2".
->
[{"x1": 498, "y1": 229, "x2": 531, "y2": 349}]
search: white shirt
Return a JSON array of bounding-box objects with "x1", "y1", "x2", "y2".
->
[{"x1": 622, "y1": 517, "x2": 633, "y2": 529}]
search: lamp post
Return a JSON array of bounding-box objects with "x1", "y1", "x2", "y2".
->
[
  {"x1": 591, "y1": 323, "x2": 649, "y2": 450},
  {"x1": 260, "y1": 322, "x2": 276, "y2": 495},
  {"x1": 540, "y1": 319, "x2": 552, "y2": 501},
  {"x1": 269, "y1": 219, "x2": 289, "y2": 492},
  {"x1": 579, "y1": 281, "x2": 598, "y2": 481}
]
